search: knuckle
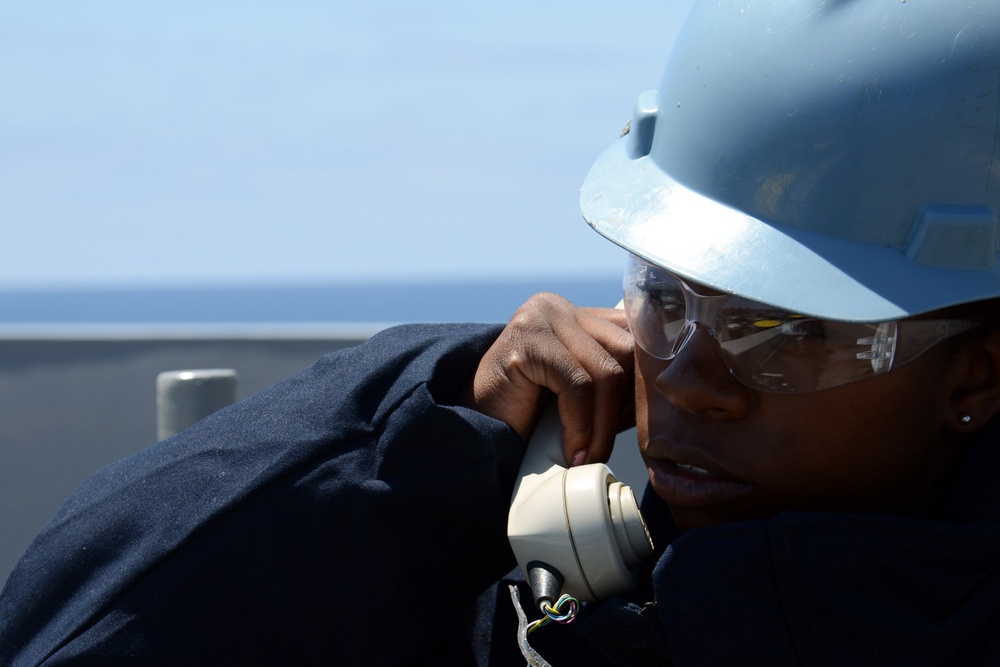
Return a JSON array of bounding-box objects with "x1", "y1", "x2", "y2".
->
[
  {"x1": 534, "y1": 291, "x2": 572, "y2": 307},
  {"x1": 599, "y1": 356, "x2": 628, "y2": 381},
  {"x1": 565, "y1": 368, "x2": 595, "y2": 393},
  {"x1": 502, "y1": 348, "x2": 527, "y2": 374},
  {"x1": 506, "y1": 304, "x2": 547, "y2": 336},
  {"x1": 515, "y1": 292, "x2": 572, "y2": 319}
]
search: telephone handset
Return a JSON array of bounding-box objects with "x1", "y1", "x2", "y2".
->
[{"x1": 506, "y1": 403, "x2": 654, "y2": 608}]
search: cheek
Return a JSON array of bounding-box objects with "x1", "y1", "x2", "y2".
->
[
  {"x1": 634, "y1": 343, "x2": 959, "y2": 517},
  {"x1": 633, "y1": 353, "x2": 657, "y2": 448},
  {"x1": 757, "y1": 365, "x2": 956, "y2": 511}
]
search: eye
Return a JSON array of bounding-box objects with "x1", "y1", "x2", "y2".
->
[
  {"x1": 722, "y1": 313, "x2": 805, "y2": 336},
  {"x1": 653, "y1": 290, "x2": 683, "y2": 313},
  {"x1": 720, "y1": 314, "x2": 824, "y2": 348},
  {"x1": 637, "y1": 279, "x2": 684, "y2": 314},
  {"x1": 782, "y1": 318, "x2": 824, "y2": 337},
  {"x1": 777, "y1": 319, "x2": 870, "y2": 355}
]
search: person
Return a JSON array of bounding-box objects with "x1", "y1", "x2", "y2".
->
[{"x1": 4, "y1": 0, "x2": 1000, "y2": 664}]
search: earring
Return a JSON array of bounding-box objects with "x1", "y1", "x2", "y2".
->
[{"x1": 960, "y1": 413, "x2": 973, "y2": 425}]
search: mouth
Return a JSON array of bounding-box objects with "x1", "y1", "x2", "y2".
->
[
  {"x1": 675, "y1": 462, "x2": 712, "y2": 476},
  {"x1": 646, "y1": 456, "x2": 755, "y2": 510}
]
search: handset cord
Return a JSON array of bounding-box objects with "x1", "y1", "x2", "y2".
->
[
  {"x1": 509, "y1": 585, "x2": 580, "y2": 667},
  {"x1": 526, "y1": 594, "x2": 580, "y2": 634}
]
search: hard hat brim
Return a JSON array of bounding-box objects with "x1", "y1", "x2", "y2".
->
[{"x1": 581, "y1": 138, "x2": 1000, "y2": 322}]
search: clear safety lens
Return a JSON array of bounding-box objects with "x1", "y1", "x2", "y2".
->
[{"x1": 623, "y1": 255, "x2": 977, "y2": 392}]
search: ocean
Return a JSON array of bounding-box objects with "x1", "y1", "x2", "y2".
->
[{"x1": 0, "y1": 278, "x2": 624, "y2": 327}]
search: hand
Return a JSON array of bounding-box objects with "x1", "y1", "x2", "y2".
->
[{"x1": 464, "y1": 292, "x2": 634, "y2": 465}]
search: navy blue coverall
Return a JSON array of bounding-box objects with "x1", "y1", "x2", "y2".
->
[{"x1": 2, "y1": 324, "x2": 1000, "y2": 665}]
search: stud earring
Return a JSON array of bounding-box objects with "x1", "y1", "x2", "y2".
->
[{"x1": 960, "y1": 413, "x2": 973, "y2": 425}]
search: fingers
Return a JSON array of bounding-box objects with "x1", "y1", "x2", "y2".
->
[
  {"x1": 465, "y1": 292, "x2": 634, "y2": 465},
  {"x1": 547, "y1": 305, "x2": 632, "y2": 465}
]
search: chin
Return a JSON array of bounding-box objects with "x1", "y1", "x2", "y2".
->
[
  {"x1": 667, "y1": 502, "x2": 774, "y2": 533},
  {"x1": 668, "y1": 506, "x2": 726, "y2": 533}
]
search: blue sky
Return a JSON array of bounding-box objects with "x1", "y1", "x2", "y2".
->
[{"x1": 0, "y1": 1, "x2": 693, "y2": 288}]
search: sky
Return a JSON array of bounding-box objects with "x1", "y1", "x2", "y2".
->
[{"x1": 0, "y1": 1, "x2": 694, "y2": 289}]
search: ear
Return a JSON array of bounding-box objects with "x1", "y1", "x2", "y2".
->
[{"x1": 948, "y1": 331, "x2": 1000, "y2": 433}]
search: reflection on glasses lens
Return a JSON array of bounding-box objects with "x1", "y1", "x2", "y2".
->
[{"x1": 623, "y1": 255, "x2": 978, "y2": 393}]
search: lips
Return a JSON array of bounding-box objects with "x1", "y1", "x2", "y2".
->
[
  {"x1": 645, "y1": 455, "x2": 755, "y2": 509},
  {"x1": 676, "y1": 462, "x2": 711, "y2": 476}
]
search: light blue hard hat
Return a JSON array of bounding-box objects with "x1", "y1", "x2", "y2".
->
[{"x1": 581, "y1": 0, "x2": 1000, "y2": 321}]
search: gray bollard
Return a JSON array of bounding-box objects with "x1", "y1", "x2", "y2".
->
[{"x1": 156, "y1": 369, "x2": 238, "y2": 441}]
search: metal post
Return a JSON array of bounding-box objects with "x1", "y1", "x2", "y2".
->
[{"x1": 156, "y1": 368, "x2": 238, "y2": 440}]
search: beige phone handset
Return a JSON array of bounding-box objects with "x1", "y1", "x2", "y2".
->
[{"x1": 506, "y1": 402, "x2": 655, "y2": 611}]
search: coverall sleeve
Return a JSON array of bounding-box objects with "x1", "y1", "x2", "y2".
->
[{"x1": 0, "y1": 323, "x2": 525, "y2": 666}]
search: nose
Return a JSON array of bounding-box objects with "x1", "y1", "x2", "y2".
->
[{"x1": 654, "y1": 324, "x2": 752, "y2": 419}]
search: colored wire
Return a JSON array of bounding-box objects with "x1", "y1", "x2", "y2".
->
[{"x1": 525, "y1": 594, "x2": 580, "y2": 634}]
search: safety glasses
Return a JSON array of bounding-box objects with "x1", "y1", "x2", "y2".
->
[{"x1": 623, "y1": 255, "x2": 979, "y2": 393}]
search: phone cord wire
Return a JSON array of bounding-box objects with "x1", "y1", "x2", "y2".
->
[{"x1": 509, "y1": 585, "x2": 555, "y2": 667}]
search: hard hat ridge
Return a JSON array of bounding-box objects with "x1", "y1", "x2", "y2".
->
[{"x1": 582, "y1": 0, "x2": 1000, "y2": 321}]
